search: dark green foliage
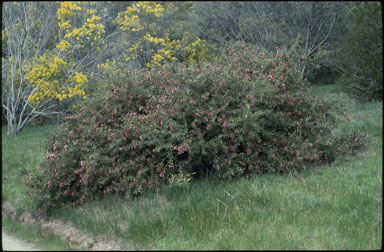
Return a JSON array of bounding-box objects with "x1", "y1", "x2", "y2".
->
[
  {"x1": 331, "y1": 2, "x2": 382, "y2": 101},
  {"x1": 27, "y1": 42, "x2": 351, "y2": 213}
]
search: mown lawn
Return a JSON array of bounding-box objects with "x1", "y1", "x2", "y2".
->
[{"x1": 2, "y1": 83, "x2": 382, "y2": 250}]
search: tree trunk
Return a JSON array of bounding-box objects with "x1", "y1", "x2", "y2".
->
[
  {"x1": 6, "y1": 110, "x2": 21, "y2": 136},
  {"x1": 7, "y1": 119, "x2": 21, "y2": 137},
  {"x1": 7, "y1": 125, "x2": 20, "y2": 137}
]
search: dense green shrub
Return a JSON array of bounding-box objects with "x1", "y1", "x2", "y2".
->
[
  {"x1": 27, "y1": 42, "x2": 349, "y2": 213},
  {"x1": 330, "y1": 2, "x2": 382, "y2": 101}
]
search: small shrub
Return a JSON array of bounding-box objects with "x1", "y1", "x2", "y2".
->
[{"x1": 27, "y1": 42, "x2": 350, "y2": 213}]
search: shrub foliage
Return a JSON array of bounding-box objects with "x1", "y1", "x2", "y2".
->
[{"x1": 27, "y1": 42, "x2": 348, "y2": 213}]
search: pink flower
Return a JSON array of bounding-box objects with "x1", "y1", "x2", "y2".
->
[
  {"x1": 160, "y1": 172, "x2": 164, "y2": 178},
  {"x1": 64, "y1": 190, "x2": 69, "y2": 195},
  {"x1": 169, "y1": 163, "x2": 174, "y2": 168},
  {"x1": 280, "y1": 163, "x2": 285, "y2": 168},
  {"x1": 64, "y1": 145, "x2": 69, "y2": 150},
  {"x1": 289, "y1": 102, "x2": 294, "y2": 106},
  {"x1": 50, "y1": 154, "x2": 56, "y2": 159}
]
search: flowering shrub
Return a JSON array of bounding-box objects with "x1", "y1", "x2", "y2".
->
[
  {"x1": 112, "y1": 1, "x2": 215, "y2": 69},
  {"x1": 27, "y1": 42, "x2": 350, "y2": 213}
]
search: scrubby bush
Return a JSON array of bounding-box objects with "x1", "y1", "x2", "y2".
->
[{"x1": 27, "y1": 42, "x2": 349, "y2": 213}]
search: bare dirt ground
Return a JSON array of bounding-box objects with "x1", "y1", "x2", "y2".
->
[
  {"x1": 2, "y1": 201, "x2": 122, "y2": 251},
  {"x1": 2, "y1": 232, "x2": 42, "y2": 251}
]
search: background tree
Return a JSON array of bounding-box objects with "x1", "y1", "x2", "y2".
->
[
  {"x1": 107, "y1": 1, "x2": 215, "y2": 71},
  {"x1": 2, "y1": 2, "x2": 119, "y2": 136},
  {"x1": 2, "y1": 2, "x2": 58, "y2": 136},
  {"x1": 330, "y1": 2, "x2": 382, "y2": 101},
  {"x1": 193, "y1": 1, "x2": 345, "y2": 79}
]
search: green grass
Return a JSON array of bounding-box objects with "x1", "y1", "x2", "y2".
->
[
  {"x1": 2, "y1": 124, "x2": 57, "y2": 211},
  {"x1": 2, "y1": 84, "x2": 382, "y2": 250},
  {"x1": 308, "y1": 83, "x2": 382, "y2": 136},
  {"x1": 2, "y1": 216, "x2": 74, "y2": 251}
]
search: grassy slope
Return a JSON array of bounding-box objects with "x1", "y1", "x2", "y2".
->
[
  {"x1": 2, "y1": 84, "x2": 382, "y2": 250},
  {"x1": 2, "y1": 125, "x2": 55, "y2": 210}
]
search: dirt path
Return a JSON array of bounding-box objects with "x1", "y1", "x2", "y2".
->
[
  {"x1": 2, "y1": 232, "x2": 42, "y2": 251},
  {"x1": 2, "y1": 201, "x2": 123, "y2": 251}
]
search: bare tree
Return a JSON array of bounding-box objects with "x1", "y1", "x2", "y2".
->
[
  {"x1": 278, "y1": 2, "x2": 344, "y2": 78},
  {"x1": 193, "y1": 1, "x2": 345, "y2": 78},
  {"x1": 2, "y1": 2, "x2": 58, "y2": 136}
]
